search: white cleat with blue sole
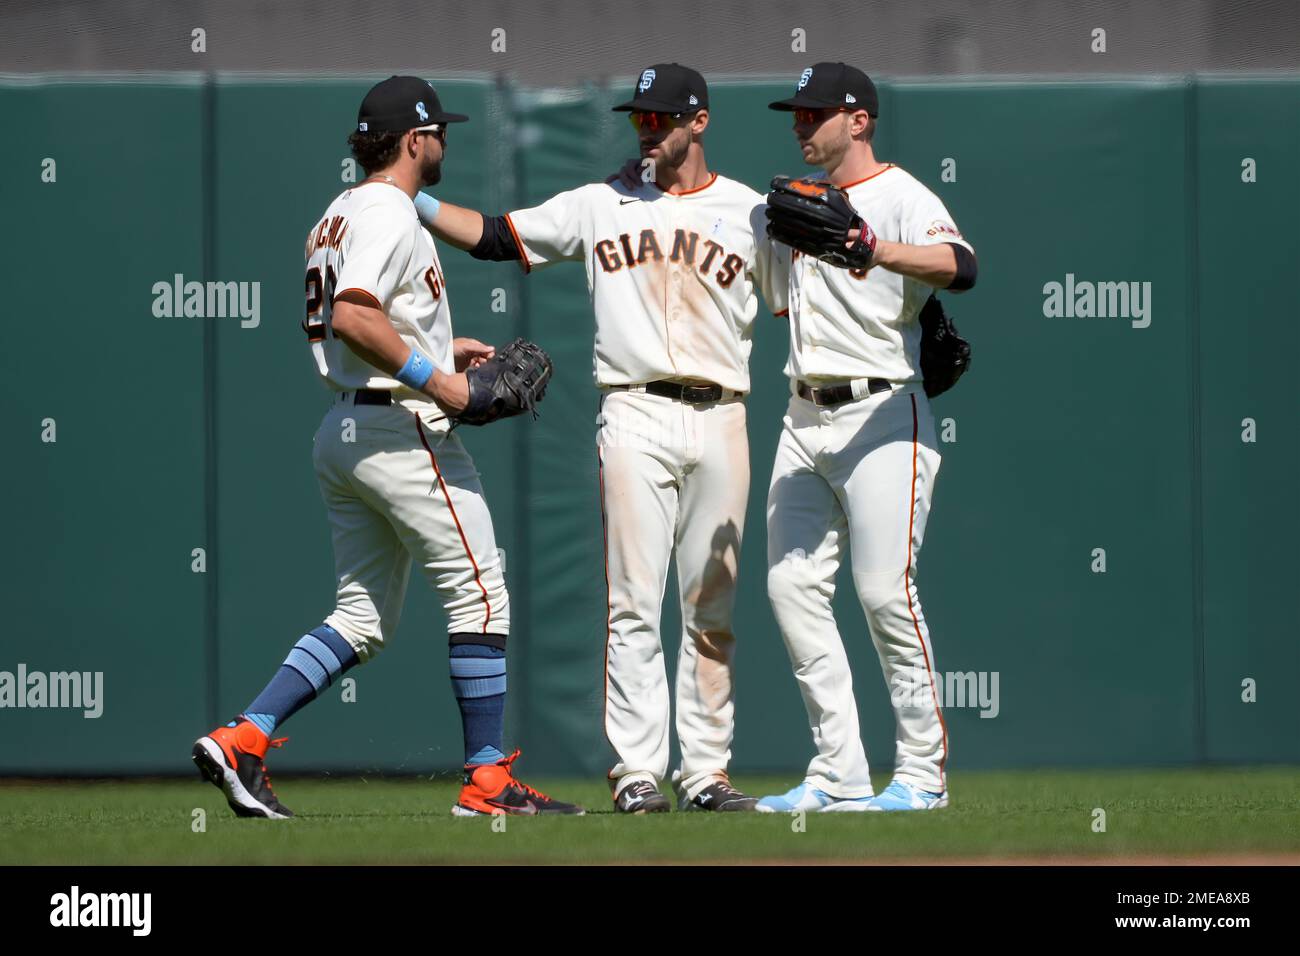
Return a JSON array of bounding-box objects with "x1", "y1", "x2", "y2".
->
[
  {"x1": 756, "y1": 781, "x2": 874, "y2": 813},
  {"x1": 864, "y1": 780, "x2": 949, "y2": 812}
]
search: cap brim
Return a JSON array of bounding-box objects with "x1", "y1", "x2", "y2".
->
[
  {"x1": 415, "y1": 113, "x2": 469, "y2": 127},
  {"x1": 611, "y1": 96, "x2": 699, "y2": 113},
  {"x1": 769, "y1": 95, "x2": 877, "y2": 116},
  {"x1": 412, "y1": 113, "x2": 469, "y2": 131},
  {"x1": 768, "y1": 93, "x2": 837, "y2": 111}
]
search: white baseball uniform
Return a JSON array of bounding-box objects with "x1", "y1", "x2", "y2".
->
[
  {"x1": 766, "y1": 164, "x2": 972, "y2": 797},
  {"x1": 504, "y1": 172, "x2": 787, "y2": 798},
  {"x1": 304, "y1": 179, "x2": 509, "y2": 661}
]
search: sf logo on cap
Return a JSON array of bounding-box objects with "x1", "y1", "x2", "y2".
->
[
  {"x1": 798, "y1": 68, "x2": 813, "y2": 90},
  {"x1": 415, "y1": 101, "x2": 429, "y2": 122},
  {"x1": 638, "y1": 69, "x2": 656, "y2": 93}
]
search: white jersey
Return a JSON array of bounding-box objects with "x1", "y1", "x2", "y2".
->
[
  {"x1": 505, "y1": 173, "x2": 788, "y2": 393},
  {"x1": 784, "y1": 164, "x2": 973, "y2": 384},
  {"x1": 304, "y1": 180, "x2": 454, "y2": 392}
]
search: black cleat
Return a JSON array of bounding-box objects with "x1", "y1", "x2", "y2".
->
[
  {"x1": 192, "y1": 718, "x2": 294, "y2": 819},
  {"x1": 679, "y1": 778, "x2": 759, "y2": 812},
  {"x1": 615, "y1": 780, "x2": 671, "y2": 814}
]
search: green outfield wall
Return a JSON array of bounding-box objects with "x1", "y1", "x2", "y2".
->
[{"x1": 1, "y1": 74, "x2": 1294, "y2": 776}]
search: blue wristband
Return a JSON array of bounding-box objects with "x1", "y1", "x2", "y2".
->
[
  {"x1": 395, "y1": 349, "x2": 435, "y2": 390},
  {"x1": 413, "y1": 192, "x2": 441, "y2": 227}
]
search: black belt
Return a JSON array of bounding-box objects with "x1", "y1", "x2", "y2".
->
[
  {"x1": 615, "y1": 380, "x2": 734, "y2": 405},
  {"x1": 342, "y1": 389, "x2": 392, "y2": 406},
  {"x1": 796, "y1": 378, "x2": 892, "y2": 406}
]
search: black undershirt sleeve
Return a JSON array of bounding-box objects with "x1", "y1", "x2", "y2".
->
[
  {"x1": 469, "y1": 214, "x2": 522, "y2": 262},
  {"x1": 946, "y1": 242, "x2": 977, "y2": 291}
]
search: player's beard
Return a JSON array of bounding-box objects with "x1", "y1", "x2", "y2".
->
[
  {"x1": 809, "y1": 115, "x2": 852, "y2": 170},
  {"x1": 420, "y1": 153, "x2": 443, "y2": 187},
  {"x1": 658, "y1": 127, "x2": 692, "y2": 169}
]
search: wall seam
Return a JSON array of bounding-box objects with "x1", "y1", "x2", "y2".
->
[
  {"x1": 1184, "y1": 74, "x2": 1207, "y2": 763},
  {"x1": 508, "y1": 76, "x2": 533, "y2": 739},
  {"x1": 202, "y1": 71, "x2": 220, "y2": 729}
]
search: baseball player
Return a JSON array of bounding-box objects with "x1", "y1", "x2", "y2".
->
[
  {"x1": 755, "y1": 63, "x2": 977, "y2": 812},
  {"x1": 191, "y1": 76, "x2": 582, "y2": 818},
  {"x1": 416, "y1": 64, "x2": 787, "y2": 812}
]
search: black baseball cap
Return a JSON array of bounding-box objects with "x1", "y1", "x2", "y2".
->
[
  {"x1": 356, "y1": 75, "x2": 469, "y2": 133},
  {"x1": 612, "y1": 63, "x2": 709, "y2": 114},
  {"x1": 769, "y1": 62, "x2": 879, "y2": 117}
]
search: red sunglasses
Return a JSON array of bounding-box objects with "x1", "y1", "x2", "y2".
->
[
  {"x1": 792, "y1": 107, "x2": 855, "y2": 125},
  {"x1": 628, "y1": 110, "x2": 694, "y2": 133}
]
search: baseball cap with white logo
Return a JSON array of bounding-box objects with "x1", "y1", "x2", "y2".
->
[
  {"x1": 612, "y1": 62, "x2": 709, "y2": 114},
  {"x1": 769, "y1": 62, "x2": 879, "y2": 117},
  {"x1": 356, "y1": 75, "x2": 469, "y2": 133}
]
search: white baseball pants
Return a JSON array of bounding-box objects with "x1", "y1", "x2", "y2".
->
[
  {"x1": 312, "y1": 396, "x2": 510, "y2": 662},
  {"x1": 597, "y1": 388, "x2": 750, "y2": 799},
  {"x1": 766, "y1": 383, "x2": 948, "y2": 797}
]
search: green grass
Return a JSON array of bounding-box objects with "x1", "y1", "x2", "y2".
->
[{"x1": 1, "y1": 768, "x2": 1297, "y2": 864}]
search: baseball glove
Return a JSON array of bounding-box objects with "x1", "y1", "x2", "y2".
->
[
  {"x1": 766, "y1": 176, "x2": 877, "y2": 270},
  {"x1": 918, "y1": 294, "x2": 971, "y2": 398},
  {"x1": 455, "y1": 338, "x2": 554, "y2": 427}
]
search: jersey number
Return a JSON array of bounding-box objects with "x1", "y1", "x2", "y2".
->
[{"x1": 304, "y1": 264, "x2": 337, "y2": 341}]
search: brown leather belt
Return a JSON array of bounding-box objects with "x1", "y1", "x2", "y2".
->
[{"x1": 796, "y1": 378, "x2": 892, "y2": 406}]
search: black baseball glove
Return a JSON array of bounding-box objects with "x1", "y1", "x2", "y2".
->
[
  {"x1": 918, "y1": 294, "x2": 971, "y2": 398},
  {"x1": 765, "y1": 175, "x2": 877, "y2": 270},
  {"x1": 455, "y1": 338, "x2": 554, "y2": 427}
]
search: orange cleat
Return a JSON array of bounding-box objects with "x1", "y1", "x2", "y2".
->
[
  {"x1": 192, "y1": 717, "x2": 293, "y2": 819},
  {"x1": 453, "y1": 748, "x2": 585, "y2": 816}
]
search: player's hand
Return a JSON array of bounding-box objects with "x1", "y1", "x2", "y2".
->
[
  {"x1": 605, "y1": 158, "x2": 648, "y2": 190},
  {"x1": 846, "y1": 226, "x2": 878, "y2": 268},
  {"x1": 427, "y1": 369, "x2": 471, "y2": 415},
  {"x1": 453, "y1": 337, "x2": 495, "y2": 372}
]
